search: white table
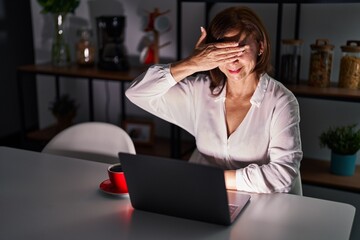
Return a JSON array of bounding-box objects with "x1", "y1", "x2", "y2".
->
[{"x1": 0, "y1": 147, "x2": 355, "y2": 240}]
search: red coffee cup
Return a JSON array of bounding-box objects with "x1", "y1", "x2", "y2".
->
[{"x1": 108, "y1": 163, "x2": 128, "y2": 193}]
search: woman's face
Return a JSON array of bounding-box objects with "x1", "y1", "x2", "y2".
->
[{"x1": 218, "y1": 29, "x2": 263, "y2": 82}]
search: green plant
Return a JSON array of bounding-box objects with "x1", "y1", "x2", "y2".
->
[
  {"x1": 37, "y1": 0, "x2": 80, "y2": 14},
  {"x1": 319, "y1": 124, "x2": 360, "y2": 155},
  {"x1": 49, "y1": 94, "x2": 78, "y2": 117}
]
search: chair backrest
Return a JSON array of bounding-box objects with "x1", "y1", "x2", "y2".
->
[{"x1": 42, "y1": 122, "x2": 136, "y2": 164}]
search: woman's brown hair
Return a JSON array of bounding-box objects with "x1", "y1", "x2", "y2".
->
[{"x1": 206, "y1": 6, "x2": 272, "y2": 95}]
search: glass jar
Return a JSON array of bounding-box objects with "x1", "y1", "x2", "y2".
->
[
  {"x1": 280, "y1": 39, "x2": 303, "y2": 84},
  {"x1": 338, "y1": 40, "x2": 360, "y2": 89},
  {"x1": 76, "y1": 29, "x2": 95, "y2": 67},
  {"x1": 308, "y1": 39, "x2": 334, "y2": 88}
]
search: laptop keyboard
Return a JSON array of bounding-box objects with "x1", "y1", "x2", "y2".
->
[{"x1": 228, "y1": 204, "x2": 239, "y2": 216}]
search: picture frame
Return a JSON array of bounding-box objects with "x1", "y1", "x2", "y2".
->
[{"x1": 122, "y1": 119, "x2": 155, "y2": 146}]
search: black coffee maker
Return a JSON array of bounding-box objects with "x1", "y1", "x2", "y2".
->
[{"x1": 96, "y1": 16, "x2": 129, "y2": 71}]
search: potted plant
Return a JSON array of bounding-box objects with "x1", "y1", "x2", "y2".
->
[
  {"x1": 49, "y1": 94, "x2": 78, "y2": 131},
  {"x1": 37, "y1": 0, "x2": 80, "y2": 66},
  {"x1": 319, "y1": 124, "x2": 360, "y2": 176}
]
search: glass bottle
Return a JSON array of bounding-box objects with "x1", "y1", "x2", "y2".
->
[
  {"x1": 76, "y1": 29, "x2": 95, "y2": 67},
  {"x1": 280, "y1": 39, "x2": 303, "y2": 84},
  {"x1": 338, "y1": 40, "x2": 360, "y2": 89},
  {"x1": 308, "y1": 39, "x2": 334, "y2": 88},
  {"x1": 52, "y1": 13, "x2": 71, "y2": 67}
]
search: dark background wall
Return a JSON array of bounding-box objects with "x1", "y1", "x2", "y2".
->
[{"x1": 0, "y1": 0, "x2": 37, "y2": 146}]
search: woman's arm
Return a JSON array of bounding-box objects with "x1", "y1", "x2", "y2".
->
[
  {"x1": 126, "y1": 28, "x2": 244, "y2": 133},
  {"x1": 225, "y1": 97, "x2": 302, "y2": 193},
  {"x1": 126, "y1": 26, "x2": 244, "y2": 110}
]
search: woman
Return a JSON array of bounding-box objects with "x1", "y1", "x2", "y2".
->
[{"x1": 126, "y1": 6, "x2": 302, "y2": 194}]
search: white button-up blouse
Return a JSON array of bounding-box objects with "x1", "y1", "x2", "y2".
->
[{"x1": 126, "y1": 64, "x2": 303, "y2": 193}]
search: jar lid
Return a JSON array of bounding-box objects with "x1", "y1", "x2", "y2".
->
[
  {"x1": 341, "y1": 40, "x2": 360, "y2": 52},
  {"x1": 310, "y1": 39, "x2": 334, "y2": 51},
  {"x1": 282, "y1": 39, "x2": 303, "y2": 46}
]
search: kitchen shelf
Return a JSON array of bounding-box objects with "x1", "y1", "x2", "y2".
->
[
  {"x1": 301, "y1": 158, "x2": 360, "y2": 193},
  {"x1": 286, "y1": 82, "x2": 360, "y2": 102}
]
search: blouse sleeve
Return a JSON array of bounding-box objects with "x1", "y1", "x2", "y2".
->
[
  {"x1": 125, "y1": 64, "x2": 197, "y2": 135},
  {"x1": 235, "y1": 95, "x2": 303, "y2": 193}
]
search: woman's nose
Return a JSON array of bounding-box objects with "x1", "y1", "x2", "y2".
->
[{"x1": 228, "y1": 58, "x2": 239, "y2": 66}]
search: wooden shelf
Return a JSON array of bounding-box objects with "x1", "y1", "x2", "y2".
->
[
  {"x1": 17, "y1": 63, "x2": 146, "y2": 82},
  {"x1": 301, "y1": 158, "x2": 360, "y2": 193},
  {"x1": 285, "y1": 82, "x2": 360, "y2": 102}
]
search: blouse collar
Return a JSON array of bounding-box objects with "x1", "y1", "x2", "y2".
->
[
  {"x1": 214, "y1": 73, "x2": 270, "y2": 107},
  {"x1": 250, "y1": 73, "x2": 269, "y2": 108}
]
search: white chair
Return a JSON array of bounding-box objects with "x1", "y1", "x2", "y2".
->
[{"x1": 42, "y1": 122, "x2": 136, "y2": 164}]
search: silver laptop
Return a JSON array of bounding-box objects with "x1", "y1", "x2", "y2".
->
[{"x1": 118, "y1": 152, "x2": 250, "y2": 225}]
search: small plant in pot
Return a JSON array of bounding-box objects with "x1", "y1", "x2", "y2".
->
[
  {"x1": 49, "y1": 94, "x2": 78, "y2": 131},
  {"x1": 319, "y1": 124, "x2": 360, "y2": 176}
]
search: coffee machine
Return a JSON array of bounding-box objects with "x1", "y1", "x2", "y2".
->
[{"x1": 96, "y1": 16, "x2": 129, "y2": 71}]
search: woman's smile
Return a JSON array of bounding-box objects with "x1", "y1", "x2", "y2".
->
[{"x1": 228, "y1": 68, "x2": 241, "y2": 74}]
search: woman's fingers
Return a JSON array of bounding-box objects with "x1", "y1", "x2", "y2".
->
[
  {"x1": 195, "y1": 26, "x2": 207, "y2": 49},
  {"x1": 191, "y1": 45, "x2": 244, "y2": 71},
  {"x1": 190, "y1": 30, "x2": 250, "y2": 71},
  {"x1": 213, "y1": 41, "x2": 239, "y2": 49},
  {"x1": 205, "y1": 44, "x2": 245, "y2": 60}
]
